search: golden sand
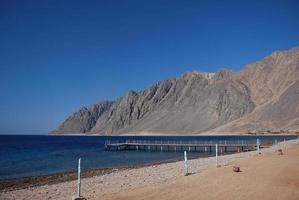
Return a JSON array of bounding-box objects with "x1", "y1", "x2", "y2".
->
[{"x1": 101, "y1": 143, "x2": 299, "y2": 200}]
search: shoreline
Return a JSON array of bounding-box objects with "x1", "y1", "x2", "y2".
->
[
  {"x1": 50, "y1": 133, "x2": 298, "y2": 136},
  {"x1": 0, "y1": 157, "x2": 184, "y2": 192},
  {"x1": 2, "y1": 134, "x2": 297, "y2": 192},
  {"x1": 1, "y1": 139, "x2": 298, "y2": 200}
]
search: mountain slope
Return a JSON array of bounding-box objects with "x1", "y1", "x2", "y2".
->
[
  {"x1": 53, "y1": 46, "x2": 299, "y2": 135},
  {"x1": 52, "y1": 101, "x2": 113, "y2": 134},
  {"x1": 89, "y1": 70, "x2": 254, "y2": 134},
  {"x1": 211, "y1": 47, "x2": 299, "y2": 133}
]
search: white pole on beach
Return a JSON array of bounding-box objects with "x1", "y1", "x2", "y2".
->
[
  {"x1": 284, "y1": 138, "x2": 286, "y2": 150},
  {"x1": 184, "y1": 151, "x2": 188, "y2": 176},
  {"x1": 257, "y1": 139, "x2": 260, "y2": 154},
  {"x1": 215, "y1": 144, "x2": 218, "y2": 167},
  {"x1": 77, "y1": 158, "x2": 81, "y2": 198}
]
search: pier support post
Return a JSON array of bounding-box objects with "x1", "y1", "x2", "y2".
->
[
  {"x1": 184, "y1": 151, "x2": 188, "y2": 176},
  {"x1": 215, "y1": 144, "x2": 219, "y2": 167}
]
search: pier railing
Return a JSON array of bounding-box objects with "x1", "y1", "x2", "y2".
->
[
  {"x1": 105, "y1": 139, "x2": 267, "y2": 145},
  {"x1": 104, "y1": 140, "x2": 272, "y2": 152}
]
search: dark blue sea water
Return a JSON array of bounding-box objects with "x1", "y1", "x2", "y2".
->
[{"x1": 0, "y1": 135, "x2": 297, "y2": 180}]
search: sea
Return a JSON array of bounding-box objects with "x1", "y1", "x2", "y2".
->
[{"x1": 0, "y1": 134, "x2": 297, "y2": 180}]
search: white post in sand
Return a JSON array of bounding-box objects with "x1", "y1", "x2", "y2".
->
[
  {"x1": 284, "y1": 138, "x2": 286, "y2": 150},
  {"x1": 257, "y1": 139, "x2": 260, "y2": 154},
  {"x1": 184, "y1": 151, "x2": 188, "y2": 176},
  {"x1": 77, "y1": 158, "x2": 81, "y2": 198},
  {"x1": 215, "y1": 144, "x2": 218, "y2": 167}
]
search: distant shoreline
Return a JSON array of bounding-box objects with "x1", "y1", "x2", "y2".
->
[
  {"x1": 50, "y1": 133, "x2": 298, "y2": 136},
  {"x1": 2, "y1": 132, "x2": 297, "y2": 136}
]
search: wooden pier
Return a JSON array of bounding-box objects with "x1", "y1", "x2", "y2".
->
[{"x1": 104, "y1": 140, "x2": 272, "y2": 153}]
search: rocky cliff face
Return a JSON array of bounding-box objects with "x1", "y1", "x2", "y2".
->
[
  {"x1": 211, "y1": 47, "x2": 299, "y2": 133},
  {"x1": 53, "y1": 46, "x2": 299, "y2": 134},
  {"x1": 52, "y1": 101, "x2": 113, "y2": 134},
  {"x1": 86, "y1": 70, "x2": 254, "y2": 134}
]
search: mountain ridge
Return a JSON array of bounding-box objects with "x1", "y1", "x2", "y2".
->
[{"x1": 52, "y1": 46, "x2": 299, "y2": 135}]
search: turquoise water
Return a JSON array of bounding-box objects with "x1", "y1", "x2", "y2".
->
[{"x1": 0, "y1": 135, "x2": 296, "y2": 180}]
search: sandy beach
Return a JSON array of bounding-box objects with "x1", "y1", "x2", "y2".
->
[{"x1": 1, "y1": 139, "x2": 298, "y2": 200}]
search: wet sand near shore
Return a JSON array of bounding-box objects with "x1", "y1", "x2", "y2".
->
[{"x1": 101, "y1": 141, "x2": 299, "y2": 200}]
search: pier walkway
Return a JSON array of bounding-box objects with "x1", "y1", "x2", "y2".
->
[{"x1": 104, "y1": 140, "x2": 272, "y2": 153}]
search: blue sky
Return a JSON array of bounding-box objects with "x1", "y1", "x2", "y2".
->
[{"x1": 0, "y1": 0, "x2": 299, "y2": 134}]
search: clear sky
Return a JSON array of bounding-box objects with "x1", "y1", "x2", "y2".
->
[{"x1": 0, "y1": 0, "x2": 299, "y2": 134}]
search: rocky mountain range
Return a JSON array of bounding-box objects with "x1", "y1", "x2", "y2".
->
[{"x1": 52, "y1": 46, "x2": 299, "y2": 135}]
